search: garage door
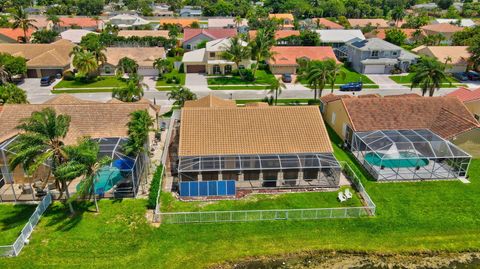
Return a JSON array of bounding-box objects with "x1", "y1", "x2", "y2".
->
[
  {"x1": 138, "y1": 67, "x2": 158, "y2": 76},
  {"x1": 27, "y1": 69, "x2": 39, "y2": 78},
  {"x1": 186, "y1": 65, "x2": 206, "y2": 73},
  {"x1": 363, "y1": 65, "x2": 385, "y2": 74},
  {"x1": 41, "y1": 69, "x2": 63, "y2": 77}
]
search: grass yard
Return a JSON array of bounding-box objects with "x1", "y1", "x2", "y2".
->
[
  {"x1": 54, "y1": 77, "x2": 126, "y2": 89},
  {"x1": 160, "y1": 188, "x2": 362, "y2": 213},
  {"x1": 155, "y1": 69, "x2": 186, "y2": 87},
  {"x1": 209, "y1": 85, "x2": 270, "y2": 90},
  {"x1": 52, "y1": 89, "x2": 114, "y2": 94},
  {"x1": 299, "y1": 67, "x2": 374, "y2": 85},
  {"x1": 207, "y1": 70, "x2": 276, "y2": 85},
  {"x1": 0, "y1": 204, "x2": 35, "y2": 245},
  {"x1": 389, "y1": 73, "x2": 465, "y2": 88}
]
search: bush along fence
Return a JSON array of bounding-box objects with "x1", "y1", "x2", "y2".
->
[
  {"x1": 0, "y1": 192, "x2": 52, "y2": 257},
  {"x1": 153, "y1": 162, "x2": 376, "y2": 224}
]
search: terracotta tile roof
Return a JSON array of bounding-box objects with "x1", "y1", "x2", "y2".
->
[
  {"x1": 365, "y1": 28, "x2": 420, "y2": 39},
  {"x1": 384, "y1": 93, "x2": 421, "y2": 98},
  {"x1": 105, "y1": 47, "x2": 165, "y2": 67},
  {"x1": 348, "y1": 19, "x2": 389, "y2": 28},
  {"x1": 183, "y1": 28, "x2": 237, "y2": 42},
  {"x1": 249, "y1": 30, "x2": 300, "y2": 40},
  {"x1": 320, "y1": 93, "x2": 351, "y2": 104},
  {"x1": 340, "y1": 96, "x2": 479, "y2": 139},
  {"x1": 421, "y1": 23, "x2": 464, "y2": 33},
  {"x1": 158, "y1": 18, "x2": 199, "y2": 28},
  {"x1": 118, "y1": 30, "x2": 169, "y2": 38},
  {"x1": 447, "y1": 87, "x2": 480, "y2": 103},
  {"x1": 270, "y1": 46, "x2": 339, "y2": 65},
  {"x1": 245, "y1": 102, "x2": 269, "y2": 107},
  {"x1": 358, "y1": 94, "x2": 381, "y2": 98},
  {"x1": 310, "y1": 18, "x2": 344, "y2": 29},
  {"x1": 0, "y1": 39, "x2": 74, "y2": 67},
  {"x1": 0, "y1": 28, "x2": 35, "y2": 42},
  {"x1": 0, "y1": 95, "x2": 158, "y2": 145},
  {"x1": 59, "y1": 17, "x2": 100, "y2": 28},
  {"x1": 179, "y1": 105, "x2": 333, "y2": 156},
  {"x1": 184, "y1": 94, "x2": 236, "y2": 108},
  {"x1": 412, "y1": 46, "x2": 470, "y2": 65}
]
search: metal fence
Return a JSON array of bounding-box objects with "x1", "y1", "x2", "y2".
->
[
  {"x1": 0, "y1": 192, "x2": 52, "y2": 257},
  {"x1": 154, "y1": 162, "x2": 376, "y2": 224}
]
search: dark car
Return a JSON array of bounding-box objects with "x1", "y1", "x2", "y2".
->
[
  {"x1": 453, "y1": 72, "x2": 469, "y2": 81},
  {"x1": 40, "y1": 76, "x2": 56, "y2": 86},
  {"x1": 281, "y1": 73, "x2": 292, "y2": 83},
  {"x1": 467, "y1": 71, "x2": 480, "y2": 81},
  {"x1": 339, "y1": 82, "x2": 363, "y2": 91}
]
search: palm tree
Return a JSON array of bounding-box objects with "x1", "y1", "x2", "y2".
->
[
  {"x1": 91, "y1": 16, "x2": 101, "y2": 31},
  {"x1": 8, "y1": 108, "x2": 74, "y2": 213},
  {"x1": 327, "y1": 60, "x2": 346, "y2": 93},
  {"x1": 153, "y1": 58, "x2": 170, "y2": 79},
  {"x1": 221, "y1": 36, "x2": 250, "y2": 79},
  {"x1": 167, "y1": 86, "x2": 197, "y2": 107},
  {"x1": 0, "y1": 64, "x2": 10, "y2": 84},
  {"x1": 391, "y1": 7, "x2": 406, "y2": 27},
  {"x1": 268, "y1": 77, "x2": 286, "y2": 105},
  {"x1": 54, "y1": 138, "x2": 112, "y2": 212},
  {"x1": 411, "y1": 57, "x2": 448, "y2": 97},
  {"x1": 123, "y1": 110, "x2": 154, "y2": 156},
  {"x1": 0, "y1": 83, "x2": 28, "y2": 104},
  {"x1": 296, "y1": 60, "x2": 331, "y2": 100},
  {"x1": 11, "y1": 7, "x2": 37, "y2": 43},
  {"x1": 234, "y1": 16, "x2": 243, "y2": 28},
  {"x1": 72, "y1": 49, "x2": 98, "y2": 78},
  {"x1": 47, "y1": 14, "x2": 60, "y2": 31},
  {"x1": 112, "y1": 80, "x2": 144, "y2": 102},
  {"x1": 250, "y1": 28, "x2": 276, "y2": 76},
  {"x1": 117, "y1": 57, "x2": 138, "y2": 76}
]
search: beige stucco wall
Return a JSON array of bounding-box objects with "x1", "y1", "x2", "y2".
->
[
  {"x1": 451, "y1": 128, "x2": 480, "y2": 158},
  {"x1": 323, "y1": 99, "x2": 352, "y2": 141},
  {"x1": 465, "y1": 100, "x2": 480, "y2": 117}
]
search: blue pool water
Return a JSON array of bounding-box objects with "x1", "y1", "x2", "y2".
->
[
  {"x1": 76, "y1": 167, "x2": 123, "y2": 195},
  {"x1": 364, "y1": 152, "x2": 429, "y2": 168}
]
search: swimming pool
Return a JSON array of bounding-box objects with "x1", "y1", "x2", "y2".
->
[
  {"x1": 76, "y1": 167, "x2": 123, "y2": 195},
  {"x1": 364, "y1": 152, "x2": 429, "y2": 168}
]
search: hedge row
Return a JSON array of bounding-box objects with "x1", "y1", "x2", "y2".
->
[{"x1": 147, "y1": 164, "x2": 163, "y2": 209}]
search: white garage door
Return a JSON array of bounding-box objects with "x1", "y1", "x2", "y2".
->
[
  {"x1": 138, "y1": 67, "x2": 158, "y2": 76},
  {"x1": 364, "y1": 65, "x2": 386, "y2": 74}
]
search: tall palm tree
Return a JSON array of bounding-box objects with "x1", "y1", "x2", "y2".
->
[
  {"x1": 250, "y1": 28, "x2": 276, "y2": 76},
  {"x1": 47, "y1": 14, "x2": 60, "y2": 31},
  {"x1": 112, "y1": 80, "x2": 144, "y2": 102},
  {"x1": 11, "y1": 7, "x2": 37, "y2": 43},
  {"x1": 117, "y1": 57, "x2": 138, "y2": 76},
  {"x1": 54, "y1": 138, "x2": 111, "y2": 212},
  {"x1": 391, "y1": 7, "x2": 406, "y2": 27},
  {"x1": 234, "y1": 16, "x2": 243, "y2": 28},
  {"x1": 167, "y1": 86, "x2": 197, "y2": 107},
  {"x1": 72, "y1": 49, "x2": 98, "y2": 78},
  {"x1": 221, "y1": 36, "x2": 250, "y2": 79},
  {"x1": 327, "y1": 60, "x2": 346, "y2": 93},
  {"x1": 8, "y1": 108, "x2": 74, "y2": 213},
  {"x1": 153, "y1": 58, "x2": 170, "y2": 79},
  {"x1": 123, "y1": 110, "x2": 154, "y2": 155},
  {"x1": 296, "y1": 60, "x2": 331, "y2": 100},
  {"x1": 268, "y1": 77, "x2": 286, "y2": 105},
  {"x1": 411, "y1": 57, "x2": 448, "y2": 97}
]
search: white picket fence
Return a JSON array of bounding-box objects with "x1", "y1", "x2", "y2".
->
[{"x1": 0, "y1": 192, "x2": 52, "y2": 257}]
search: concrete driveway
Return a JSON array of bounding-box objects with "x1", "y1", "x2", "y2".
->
[
  {"x1": 185, "y1": 73, "x2": 210, "y2": 91},
  {"x1": 366, "y1": 74, "x2": 409, "y2": 90},
  {"x1": 17, "y1": 78, "x2": 61, "y2": 103}
]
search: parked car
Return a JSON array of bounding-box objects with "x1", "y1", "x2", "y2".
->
[
  {"x1": 40, "y1": 76, "x2": 56, "y2": 86},
  {"x1": 467, "y1": 71, "x2": 480, "y2": 81},
  {"x1": 339, "y1": 82, "x2": 363, "y2": 91},
  {"x1": 453, "y1": 72, "x2": 469, "y2": 81},
  {"x1": 281, "y1": 73, "x2": 292, "y2": 83},
  {"x1": 11, "y1": 74, "x2": 24, "y2": 84}
]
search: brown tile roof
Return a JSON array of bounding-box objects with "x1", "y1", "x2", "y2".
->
[
  {"x1": 245, "y1": 102, "x2": 269, "y2": 107},
  {"x1": 447, "y1": 87, "x2": 480, "y2": 103},
  {"x1": 270, "y1": 46, "x2": 339, "y2": 65},
  {"x1": 0, "y1": 95, "x2": 158, "y2": 145},
  {"x1": 358, "y1": 94, "x2": 381, "y2": 98},
  {"x1": 421, "y1": 23, "x2": 464, "y2": 33},
  {"x1": 179, "y1": 105, "x2": 333, "y2": 156},
  {"x1": 412, "y1": 45, "x2": 470, "y2": 65},
  {"x1": 0, "y1": 28, "x2": 35, "y2": 42},
  {"x1": 365, "y1": 28, "x2": 421, "y2": 39},
  {"x1": 118, "y1": 30, "x2": 169, "y2": 38},
  {"x1": 183, "y1": 28, "x2": 237, "y2": 42},
  {"x1": 249, "y1": 30, "x2": 300, "y2": 40},
  {"x1": 310, "y1": 18, "x2": 344, "y2": 29},
  {"x1": 348, "y1": 19, "x2": 389, "y2": 28},
  {"x1": 184, "y1": 94, "x2": 236, "y2": 108},
  {"x1": 384, "y1": 93, "x2": 421, "y2": 98},
  {"x1": 340, "y1": 96, "x2": 479, "y2": 139},
  {"x1": 268, "y1": 14, "x2": 294, "y2": 20},
  {"x1": 320, "y1": 93, "x2": 351, "y2": 104},
  {"x1": 104, "y1": 47, "x2": 165, "y2": 67}
]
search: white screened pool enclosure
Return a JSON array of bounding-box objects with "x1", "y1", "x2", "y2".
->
[
  {"x1": 0, "y1": 137, "x2": 148, "y2": 202},
  {"x1": 351, "y1": 129, "x2": 472, "y2": 181}
]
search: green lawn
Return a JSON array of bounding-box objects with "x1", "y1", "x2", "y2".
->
[
  {"x1": 207, "y1": 70, "x2": 276, "y2": 85},
  {"x1": 389, "y1": 73, "x2": 463, "y2": 88},
  {"x1": 54, "y1": 77, "x2": 126, "y2": 89},
  {"x1": 299, "y1": 67, "x2": 374, "y2": 85},
  {"x1": 52, "y1": 89, "x2": 114, "y2": 94},
  {"x1": 209, "y1": 85, "x2": 270, "y2": 90},
  {"x1": 155, "y1": 69, "x2": 186, "y2": 87},
  {"x1": 161, "y1": 188, "x2": 362, "y2": 213},
  {"x1": 1, "y1": 128, "x2": 480, "y2": 267},
  {"x1": 0, "y1": 204, "x2": 35, "y2": 245}
]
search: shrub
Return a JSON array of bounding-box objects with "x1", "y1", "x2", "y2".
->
[
  {"x1": 147, "y1": 165, "x2": 163, "y2": 209},
  {"x1": 308, "y1": 99, "x2": 321, "y2": 105},
  {"x1": 63, "y1": 70, "x2": 75, "y2": 81},
  {"x1": 257, "y1": 62, "x2": 269, "y2": 71},
  {"x1": 166, "y1": 77, "x2": 173, "y2": 84},
  {"x1": 171, "y1": 75, "x2": 178, "y2": 84},
  {"x1": 242, "y1": 69, "x2": 255, "y2": 82},
  {"x1": 178, "y1": 63, "x2": 184, "y2": 73}
]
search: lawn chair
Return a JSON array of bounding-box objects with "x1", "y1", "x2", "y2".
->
[
  {"x1": 344, "y1": 188, "x2": 353, "y2": 199},
  {"x1": 338, "y1": 191, "x2": 347, "y2": 202}
]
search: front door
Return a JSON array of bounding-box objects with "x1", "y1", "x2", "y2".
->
[
  {"x1": 224, "y1": 65, "x2": 232, "y2": 74},
  {"x1": 213, "y1": 65, "x2": 221, "y2": 74}
]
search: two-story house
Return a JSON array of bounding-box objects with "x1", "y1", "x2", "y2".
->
[
  {"x1": 182, "y1": 38, "x2": 254, "y2": 74},
  {"x1": 341, "y1": 38, "x2": 418, "y2": 74},
  {"x1": 180, "y1": 6, "x2": 202, "y2": 17}
]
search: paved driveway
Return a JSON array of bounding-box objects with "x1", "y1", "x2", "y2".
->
[
  {"x1": 185, "y1": 73, "x2": 210, "y2": 91},
  {"x1": 367, "y1": 74, "x2": 409, "y2": 90}
]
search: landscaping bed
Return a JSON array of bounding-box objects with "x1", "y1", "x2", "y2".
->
[{"x1": 53, "y1": 77, "x2": 126, "y2": 89}]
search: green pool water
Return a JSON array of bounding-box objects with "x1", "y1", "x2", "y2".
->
[{"x1": 364, "y1": 152, "x2": 429, "y2": 168}]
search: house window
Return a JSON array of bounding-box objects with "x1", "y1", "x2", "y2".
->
[
  {"x1": 105, "y1": 66, "x2": 111, "y2": 74},
  {"x1": 342, "y1": 123, "x2": 348, "y2": 137},
  {"x1": 371, "y1": 51, "x2": 379, "y2": 57},
  {"x1": 225, "y1": 65, "x2": 232, "y2": 74},
  {"x1": 392, "y1": 51, "x2": 398, "y2": 56},
  {"x1": 209, "y1": 52, "x2": 215, "y2": 58},
  {"x1": 331, "y1": 112, "x2": 336, "y2": 124},
  {"x1": 213, "y1": 65, "x2": 221, "y2": 74},
  {"x1": 186, "y1": 44, "x2": 191, "y2": 50}
]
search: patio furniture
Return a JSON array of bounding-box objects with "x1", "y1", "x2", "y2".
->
[
  {"x1": 21, "y1": 184, "x2": 33, "y2": 195},
  {"x1": 344, "y1": 188, "x2": 353, "y2": 199},
  {"x1": 338, "y1": 191, "x2": 347, "y2": 202}
]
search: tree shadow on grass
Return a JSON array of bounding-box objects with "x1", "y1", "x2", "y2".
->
[
  {"x1": 0, "y1": 204, "x2": 36, "y2": 233},
  {"x1": 42, "y1": 201, "x2": 96, "y2": 232}
]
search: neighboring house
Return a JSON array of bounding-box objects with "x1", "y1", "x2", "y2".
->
[
  {"x1": 364, "y1": 29, "x2": 423, "y2": 44},
  {"x1": 348, "y1": 19, "x2": 389, "y2": 29},
  {"x1": 432, "y1": 19, "x2": 476, "y2": 27},
  {"x1": 249, "y1": 30, "x2": 300, "y2": 45},
  {"x1": 49, "y1": 17, "x2": 103, "y2": 32},
  {"x1": 182, "y1": 38, "x2": 254, "y2": 74},
  {"x1": 412, "y1": 3, "x2": 438, "y2": 9},
  {"x1": 0, "y1": 39, "x2": 74, "y2": 77},
  {"x1": 316, "y1": 29, "x2": 365, "y2": 48},
  {"x1": 29, "y1": 15, "x2": 50, "y2": 30},
  {"x1": 0, "y1": 28, "x2": 35, "y2": 43},
  {"x1": 179, "y1": 6, "x2": 202, "y2": 17},
  {"x1": 448, "y1": 87, "x2": 480, "y2": 120},
  {"x1": 101, "y1": 47, "x2": 166, "y2": 76},
  {"x1": 153, "y1": 4, "x2": 174, "y2": 17},
  {"x1": 268, "y1": 14, "x2": 295, "y2": 29},
  {"x1": 158, "y1": 18, "x2": 199, "y2": 29},
  {"x1": 268, "y1": 46, "x2": 339, "y2": 74},
  {"x1": 302, "y1": 18, "x2": 344, "y2": 29},
  {"x1": 207, "y1": 18, "x2": 249, "y2": 33},
  {"x1": 118, "y1": 30, "x2": 170, "y2": 38},
  {"x1": 182, "y1": 28, "x2": 237, "y2": 50},
  {"x1": 420, "y1": 24, "x2": 464, "y2": 44},
  {"x1": 60, "y1": 29, "x2": 96, "y2": 44},
  {"x1": 108, "y1": 14, "x2": 150, "y2": 29},
  {"x1": 168, "y1": 95, "x2": 341, "y2": 195},
  {"x1": 412, "y1": 45, "x2": 470, "y2": 73},
  {"x1": 0, "y1": 95, "x2": 159, "y2": 202},
  {"x1": 321, "y1": 94, "x2": 478, "y2": 180},
  {"x1": 341, "y1": 38, "x2": 418, "y2": 74}
]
